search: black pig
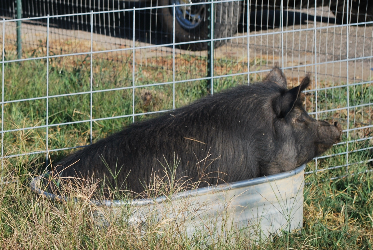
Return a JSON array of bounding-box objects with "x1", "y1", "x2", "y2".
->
[{"x1": 54, "y1": 67, "x2": 342, "y2": 194}]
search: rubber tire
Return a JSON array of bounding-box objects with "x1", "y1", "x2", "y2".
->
[
  {"x1": 159, "y1": 0, "x2": 242, "y2": 51},
  {"x1": 330, "y1": 0, "x2": 373, "y2": 25}
]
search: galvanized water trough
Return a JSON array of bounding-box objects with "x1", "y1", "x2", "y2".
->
[{"x1": 31, "y1": 164, "x2": 305, "y2": 240}]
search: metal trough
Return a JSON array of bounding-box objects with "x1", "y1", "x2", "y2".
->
[{"x1": 31, "y1": 164, "x2": 305, "y2": 240}]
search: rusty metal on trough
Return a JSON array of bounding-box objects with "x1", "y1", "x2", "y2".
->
[{"x1": 30, "y1": 164, "x2": 305, "y2": 240}]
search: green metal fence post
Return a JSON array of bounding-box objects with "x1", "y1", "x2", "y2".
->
[{"x1": 16, "y1": 0, "x2": 22, "y2": 59}]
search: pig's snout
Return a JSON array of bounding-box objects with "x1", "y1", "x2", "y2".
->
[
  {"x1": 334, "y1": 122, "x2": 342, "y2": 140},
  {"x1": 315, "y1": 120, "x2": 342, "y2": 156},
  {"x1": 334, "y1": 121, "x2": 342, "y2": 132},
  {"x1": 318, "y1": 120, "x2": 342, "y2": 144},
  {"x1": 331, "y1": 121, "x2": 342, "y2": 143}
]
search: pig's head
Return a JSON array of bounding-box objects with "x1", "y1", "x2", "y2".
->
[{"x1": 261, "y1": 68, "x2": 342, "y2": 174}]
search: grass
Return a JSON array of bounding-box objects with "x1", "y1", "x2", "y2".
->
[
  {"x1": 2, "y1": 161, "x2": 373, "y2": 249},
  {"x1": 0, "y1": 44, "x2": 373, "y2": 248}
]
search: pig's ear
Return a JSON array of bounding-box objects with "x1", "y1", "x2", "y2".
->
[
  {"x1": 265, "y1": 67, "x2": 287, "y2": 88},
  {"x1": 274, "y1": 76, "x2": 311, "y2": 117}
]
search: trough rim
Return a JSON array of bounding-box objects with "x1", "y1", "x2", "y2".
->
[{"x1": 30, "y1": 164, "x2": 306, "y2": 207}]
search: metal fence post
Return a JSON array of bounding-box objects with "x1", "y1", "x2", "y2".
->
[
  {"x1": 16, "y1": 0, "x2": 22, "y2": 59},
  {"x1": 45, "y1": 15, "x2": 50, "y2": 168},
  {"x1": 207, "y1": 0, "x2": 214, "y2": 95},
  {"x1": 1, "y1": 19, "x2": 5, "y2": 176}
]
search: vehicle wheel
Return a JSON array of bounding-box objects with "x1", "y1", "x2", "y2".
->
[
  {"x1": 159, "y1": 0, "x2": 242, "y2": 51},
  {"x1": 330, "y1": 0, "x2": 373, "y2": 25}
]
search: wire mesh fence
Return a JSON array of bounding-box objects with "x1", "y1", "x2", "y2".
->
[{"x1": 0, "y1": 0, "x2": 372, "y2": 181}]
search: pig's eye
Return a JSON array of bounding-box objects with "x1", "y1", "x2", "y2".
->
[{"x1": 296, "y1": 117, "x2": 306, "y2": 123}]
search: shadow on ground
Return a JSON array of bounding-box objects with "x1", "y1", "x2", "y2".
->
[{"x1": 1, "y1": 0, "x2": 340, "y2": 49}]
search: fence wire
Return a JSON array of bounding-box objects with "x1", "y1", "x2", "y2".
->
[{"x1": 0, "y1": 0, "x2": 372, "y2": 180}]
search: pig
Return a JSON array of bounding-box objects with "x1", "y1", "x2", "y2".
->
[{"x1": 53, "y1": 67, "x2": 342, "y2": 194}]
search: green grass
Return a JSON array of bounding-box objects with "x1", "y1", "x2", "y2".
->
[
  {"x1": 0, "y1": 52, "x2": 254, "y2": 166},
  {"x1": 1, "y1": 48, "x2": 373, "y2": 249}
]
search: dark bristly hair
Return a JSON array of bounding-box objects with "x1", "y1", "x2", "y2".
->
[{"x1": 54, "y1": 67, "x2": 341, "y2": 194}]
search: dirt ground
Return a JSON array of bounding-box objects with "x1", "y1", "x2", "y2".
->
[{"x1": 1, "y1": 6, "x2": 373, "y2": 83}]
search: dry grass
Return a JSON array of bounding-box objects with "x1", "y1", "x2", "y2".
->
[{"x1": 2, "y1": 161, "x2": 373, "y2": 249}]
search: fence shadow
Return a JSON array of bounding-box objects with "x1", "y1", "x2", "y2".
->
[{"x1": 1, "y1": 0, "x2": 340, "y2": 49}]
